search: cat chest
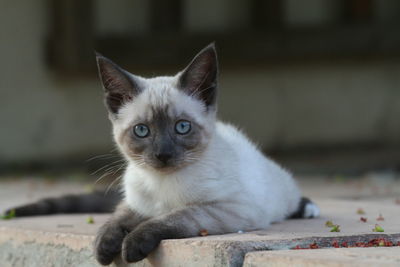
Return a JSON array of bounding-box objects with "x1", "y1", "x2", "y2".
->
[{"x1": 125, "y1": 181, "x2": 192, "y2": 217}]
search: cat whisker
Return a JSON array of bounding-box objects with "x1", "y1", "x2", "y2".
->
[
  {"x1": 105, "y1": 175, "x2": 124, "y2": 195},
  {"x1": 94, "y1": 171, "x2": 115, "y2": 185},
  {"x1": 86, "y1": 153, "x2": 121, "y2": 162},
  {"x1": 93, "y1": 160, "x2": 126, "y2": 186},
  {"x1": 90, "y1": 159, "x2": 125, "y2": 176},
  {"x1": 111, "y1": 162, "x2": 127, "y2": 176}
]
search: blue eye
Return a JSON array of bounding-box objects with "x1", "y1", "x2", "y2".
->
[
  {"x1": 133, "y1": 124, "x2": 150, "y2": 138},
  {"x1": 175, "y1": 120, "x2": 191, "y2": 135}
]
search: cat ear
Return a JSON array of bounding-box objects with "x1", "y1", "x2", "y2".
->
[
  {"x1": 95, "y1": 53, "x2": 141, "y2": 114},
  {"x1": 178, "y1": 43, "x2": 218, "y2": 108}
]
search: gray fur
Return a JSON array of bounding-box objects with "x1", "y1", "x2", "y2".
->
[
  {"x1": 4, "y1": 191, "x2": 121, "y2": 217},
  {"x1": 94, "y1": 202, "x2": 148, "y2": 265},
  {"x1": 118, "y1": 201, "x2": 255, "y2": 263}
]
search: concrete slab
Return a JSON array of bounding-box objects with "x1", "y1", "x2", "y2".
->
[
  {"x1": 1, "y1": 176, "x2": 400, "y2": 267},
  {"x1": 0, "y1": 228, "x2": 97, "y2": 267},
  {"x1": 243, "y1": 247, "x2": 400, "y2": 267},
  {"x1": 1, "y1": 197, "x2": 400, "y2": 238},
  {"x1": 2, "y1": 225, "x2": 399, "y2": 267}
]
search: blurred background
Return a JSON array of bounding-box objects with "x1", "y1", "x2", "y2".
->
[{"x1": 1, "y1": 0, "x2": 400, "y2": 178}]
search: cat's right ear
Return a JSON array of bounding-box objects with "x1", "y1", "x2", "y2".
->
[
  {"x1": 95, "y1": 53, "x2": 141, "y2": 114},
  {"x1": 178, "y1": 43, "x2": 218, "y2": 109}
]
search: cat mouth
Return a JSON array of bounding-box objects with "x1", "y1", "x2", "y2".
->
[
  {"x1": 154, "y1": 162, "x2": 174, "y2": 169},
  {"x1": 145, "y1": 158, "x2": 193, "y2": 173},
  {"x1": 149, "y1": 164, "x2": 181, "y2": 173}
]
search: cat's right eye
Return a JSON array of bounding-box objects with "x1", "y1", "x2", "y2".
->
[{"x1": 133, "y1": 124, "x2": 150, "y2": 138}]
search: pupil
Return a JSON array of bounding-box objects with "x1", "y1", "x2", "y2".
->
[
  {"x1": 135, "y1": 125, "x2": 148, "y2": 137},
  {"x1": 175, "y1": 120, "x2": 190, "y2": 134}
]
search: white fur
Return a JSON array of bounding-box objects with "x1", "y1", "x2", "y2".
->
[{"x1": 114, "y1": 75, "x2": 308, "y2": 232}]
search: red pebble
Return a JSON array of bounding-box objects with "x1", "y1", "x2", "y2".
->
[
  {"x1": 199, "y1": 229, "x2": 209, "y2": 236},
  {"x1": 376, "y1": 214, "x2": 385, "y2": 221},
  {"x1": 367, "y1": 238, "x2": 393, "y2": 247},
  {"x1": 309, "y1": 242, "x2": 319, "y2": 249},
  {"x1": 368, "y1": 239, "x2": 378, "y2": 246},
  {"x1": 332, "y1": 240, "x2": 339, "y2": 248},
  {"x1": 341, "y1": 241, "x2": 348, "y2": 247},
  {"x1": 355, "y1": 242, "x2": 366, "y2": 247}
]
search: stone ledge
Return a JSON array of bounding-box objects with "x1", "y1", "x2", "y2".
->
[
  {"x1": 243, "y1": 247, "x2": 400, "y2": 267},
  {"x1": 1, "y1": 226, "x2": 400, "y2": 267},
  {"x1": 0, "y1": 227, "x2": 96, "y2": 267}
]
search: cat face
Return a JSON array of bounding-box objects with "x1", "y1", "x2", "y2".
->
[{"x1": 96, "y1": 44, "x2": 218, "y2": 172}]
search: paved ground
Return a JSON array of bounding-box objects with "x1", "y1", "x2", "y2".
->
[
  {"x1": 243, "y1": 247, "x2": 400, "y2": 267},
  {"x1": 0, "y1": 174, "x2": 399, "y2": 266}
]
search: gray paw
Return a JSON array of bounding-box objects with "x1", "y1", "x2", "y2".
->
[
  {"x1": 121, "y1": 226, "x2": 162, "y2": 263},
  {"x1": 95, "y1": 224, "x2": 128, "y2": 265}
]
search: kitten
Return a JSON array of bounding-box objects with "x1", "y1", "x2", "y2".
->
[
  {"x1": 4, "y1": 43, "x2": 319, "y2": 265},
  {"x1": 93, "y1": 43, "x2": 319, "y2": 265}
]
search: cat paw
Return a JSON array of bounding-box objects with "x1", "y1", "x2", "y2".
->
[
  {"x1": 121, "y1": 226, "x2": 162, "y2": 263},
  {"x1": 94, "y1": 223, "x2": 127, "y2": 265}
]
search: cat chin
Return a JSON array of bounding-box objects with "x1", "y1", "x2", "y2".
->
[
  {"x1": 149, "y1": 164, "x2": 180, "y2": 173},
  {"x1": 130, "y1": 159, "x2": 191, "y2": 174}
]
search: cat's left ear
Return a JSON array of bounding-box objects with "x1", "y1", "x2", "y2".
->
[
  {"x1": 95, "y1": 53, "x2": 142, "y2": 115},
  {"x1": 178, "y1": 43, "x2": 218, "y2": 108}
]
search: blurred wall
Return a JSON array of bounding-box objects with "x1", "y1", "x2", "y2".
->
[
  {"x1": 0, "y1": 0, "x2": 399, "y2": 165},
  {"x1": 219, "y1": 64, "x2": 400, "y2": 149},
  {"x1": 0, "y1": 1, "x2": 111, "y2": 163}
]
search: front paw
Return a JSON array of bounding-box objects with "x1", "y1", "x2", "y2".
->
[
  {"x1": 95, "y1": 223, "x2": 127, "y2": 265},
  {"x1": 121, "y1": 227, "x2": 162, "y2": 263}
]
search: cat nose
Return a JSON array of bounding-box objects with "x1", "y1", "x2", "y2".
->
[{"x1": 155, "y1": 152, "x2": 172, "y2": 163}]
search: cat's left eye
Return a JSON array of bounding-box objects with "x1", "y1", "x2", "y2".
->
[
  {"x1": 133, "y1": 124, "x2": 150, "y2": 138},
  {"x1": 175, "y1": 120, "x2": 191, "y2": 135}
]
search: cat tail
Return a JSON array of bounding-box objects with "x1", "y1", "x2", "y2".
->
[
  {"x1": 2, "y1": 190, "x2": 122, "y2": 217},
  {"x1": 288, "y1": 197, "x2": 320, "y2": 219}
]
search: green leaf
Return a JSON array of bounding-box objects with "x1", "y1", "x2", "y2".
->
[
  {"x1": 0, "y1": 209, "x2": 16, "y2": 220},
  {"x1": 86, "y1": 216, "x2": 95, "y2": 224},
  {"x1": 325, "y1": 220, "x2": 334, "y2": 227},
  {"x1": 357, "y1": 208, "x2": 365, "y2": 215},
  {"x1": 330, "y1": 225, "x2": 340, "y2": 232},
  {"x1": 372, "y1": 224, "x2": 384, "y2": 232}
]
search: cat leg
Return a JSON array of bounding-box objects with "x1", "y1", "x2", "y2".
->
[
  {"x1": 95, "y1": 202, "x2": 148, "y2": 265},
  {"x1": 121, "y1": 202, "x2": 252, "y2": 263}
]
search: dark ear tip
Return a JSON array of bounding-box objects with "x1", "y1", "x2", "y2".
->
[
  {"x1": 204, "y1": 42, "x2": 217, "y2": 53},
  {"x1": 95, "y1": 53, "x2": 117, "y2": 70},
  {"x1": 94, "y1": 50, "x2": 103, "y2": 58},
  {"x1": 94, "y1": 51, "x2": 110, "y2": 65}
]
